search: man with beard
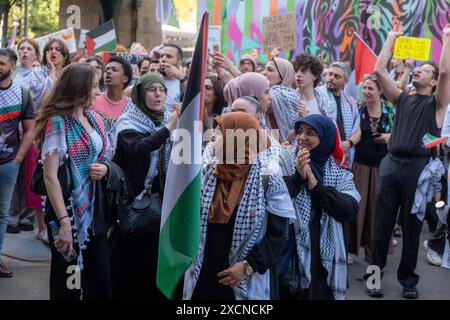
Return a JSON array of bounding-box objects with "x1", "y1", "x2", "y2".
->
[
  {"x1": 159, "y1": 43, "x2": 187, "y2": 112},
  {"x1": 366, "y1": 23, "x2": 450, "y2": 299},
  {"x1": 0, "y1": 49, "x2": 35, "y2": 277},
  {"x1": 6, "y1": 38, "x2": 41, "y2": 235},
  {"x1": 318, "y1": 62, "x2": 361, "y2": 169}
]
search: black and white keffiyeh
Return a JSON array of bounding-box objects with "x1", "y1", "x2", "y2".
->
[
  {"x1": 270, "y1": 85, "x2": 301, "y2": 142},
  {"x1": 184, "y1": 155, "x2": 295, "y2": 300},
  {"x1": 284, "y1": 150, "x2": 360, "y2": 300},
  {"x1": 110, "y1": 104, "x2": 171, "y2": 188}
]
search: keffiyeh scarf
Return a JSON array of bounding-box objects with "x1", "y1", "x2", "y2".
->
[
  {"x1": 184, "y1": 156, "x2": 295, "y2": 300},
  {"x1": 100, "y1": 98, "x2": 135, "y2": 135},
  {"x1": 270, "y1": 85, "x2": 300, "y2": 142},
  {"x1": 30, "y1": 66, "x2": 52, "y2": 112},
  {"x1": 284, "y1": 152, "x2": 360, "y2": 300},
  {"x1": 317, "y1": 85, "x2": 359, "y2": 139},
  {"x1": 111, "y1": 104, "x2": 171, "y2": 188},
  {"x1": 412, "y1": 157, "x2": 445, "y2": 221},
  {"x1": 41, "y1": 111, "x2": 107, "y2": 268}
]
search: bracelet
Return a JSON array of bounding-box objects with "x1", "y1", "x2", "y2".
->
[
  {"x1": 242, "y1": 260, "x2": 254, "y2": 276},
  {"x1": 348, "y1": 139, "x2": 354, "y2": 148},
  {"x1": 58, "y1": 215, "x2": 69, "y2": 222}
]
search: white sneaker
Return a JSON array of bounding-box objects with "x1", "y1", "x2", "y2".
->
[
  {"x1": 426, "y1": 249, "x2": 442, "y2": 266},
  {"x1": 423, "y1": 240, "x2": 429, "y2": 250},
  {"x1": 36, "y1": 230, "x2": 49, "y2": 246},
  {"x1": 393, "y1": 239, "x2": 398, "y2": 247}
]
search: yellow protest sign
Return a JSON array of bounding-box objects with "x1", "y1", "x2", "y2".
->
[{"x1": 393, "y1": 36, "x2": 431, "y2": 61}]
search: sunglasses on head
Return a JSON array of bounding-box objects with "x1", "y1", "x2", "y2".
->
[{"x1": 364, "y1": 74, "x2": 377, "y2": 81}]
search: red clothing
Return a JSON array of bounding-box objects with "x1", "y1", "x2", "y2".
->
[{"x1": 93, "y1": 93, "x2": 129, "y2": 119}]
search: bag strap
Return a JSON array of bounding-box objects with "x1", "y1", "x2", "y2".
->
[
  {"x1": 21, "y1": 85, "x2": 30, "y2": 111},
  {"x1": 262, "y1": 174, "x2": 270, "y2": 194}
]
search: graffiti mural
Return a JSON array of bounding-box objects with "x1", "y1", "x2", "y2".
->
[{"x1": 199, "y1": 0, "x2": 450, "y2": 64}]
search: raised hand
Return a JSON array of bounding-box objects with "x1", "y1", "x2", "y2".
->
[
  {"x1": 295, "y1": 148, "x2": 311, "y2": 179},
  {"x1": 270, "y1": 47, "x2": 282, "y2": 58},
  {"x1": 160, "y1": 62, "x2": 186, "y2": 81},
  {"x1": 443, "y1": 23, "x2": 450, "y2": 38},
  {"x1": 405, "y1": 57, "x2": 415, "y2": 69},
  {"x1": 298, "y1": 100, "x2": 309, "y2": 118},
  {"x1": 46, "y1": 51, "x2": 57, "y2": 82},
  {"x1": 388, "y1": 21, "x2": 403, "y2": 38}
]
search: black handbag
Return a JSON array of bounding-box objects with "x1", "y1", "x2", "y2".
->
[
  {"x1": 31, "y1": 153, "x2": 72, "y2": 197},
  {"x1": 118, "y1": 145, "x2": 166, "y2": 237},
  {"x1": 118, "y1": 189, "x2": 162, "y2": 237}
]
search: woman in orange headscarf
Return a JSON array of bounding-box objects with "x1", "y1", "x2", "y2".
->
[{"x1": 184, "y1": 112, "x2": 296, "y2": 300}]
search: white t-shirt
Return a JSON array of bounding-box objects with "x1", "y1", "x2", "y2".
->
[
  {"x1": 165, "y1": 79, "x2": 181, "y2": 112},
  {"x1": 304, "y1": 98, "x2": 322, "y2": 115},
  {"x1": 90, "y1": 129, "x2": 103, "y2": 162}
]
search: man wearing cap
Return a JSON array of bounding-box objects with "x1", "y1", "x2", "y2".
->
[{"x1": 239, "y1": 54, "x2": 256, "y2": 74}]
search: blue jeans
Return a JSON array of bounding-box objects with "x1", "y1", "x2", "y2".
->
[{"x1": 0, "y1": 161, "x2": 20, "y2": 253}]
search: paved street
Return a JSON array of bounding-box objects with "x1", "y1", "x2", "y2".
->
[
  {"x1": 348, "y1": 228, "x2": 450, "y2": 300},
  {"x1": 1, "y1": 227, "x2": 449, "y2": 300}
]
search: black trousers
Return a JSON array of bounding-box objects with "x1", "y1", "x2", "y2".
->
[
  {"x1": 372, "y1": 154, "x2": 428, "y2": 288},
  {"x1": 47, "y1": 222, "x2": 112, "y2": 300}
]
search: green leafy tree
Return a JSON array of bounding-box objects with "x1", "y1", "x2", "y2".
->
[
  {"x1": 28, "y1": 0, "x2": 59, "y2": 38},
  {"x1": 1, "y1": 0, "x2": 59, "y2": 47},
  {"x1": 1, "y1": 0, "x2": 19, "y2": 47}
]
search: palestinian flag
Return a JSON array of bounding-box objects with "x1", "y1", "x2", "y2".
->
[
  {"x1": 85, "y1": 20, "x2": 117, "y2": 57},
  {"x1": 423, "y1": 133, "x2": 448, "y2": 149},
  {"x1": 156, "y1": 12, "x2": 209, "y2": 299}
]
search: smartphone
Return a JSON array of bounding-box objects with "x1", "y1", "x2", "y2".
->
[{"x1": 372, "y1": 132, "x2": 381, "y2": 138}]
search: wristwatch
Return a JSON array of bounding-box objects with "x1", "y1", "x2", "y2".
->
[
  {"x1": 348, "y1": 139, "x2": 354, "y2": 148},
  {"x1": 242, "y1": 260, "x2": 254, "y2": 276}
]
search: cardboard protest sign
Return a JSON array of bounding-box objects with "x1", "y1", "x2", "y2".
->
[
  {"x1": 35, "y1": 28, "x2": 77, "y2": 55},
  {"x1": 262, "y1": 12, "x2": 297, "y2": 53},
  {"x1": 393, "y1": 36, "x2": 431, "y2": 61}
]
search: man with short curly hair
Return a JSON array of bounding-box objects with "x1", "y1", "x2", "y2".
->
[{"x1": 293, "y1": 54, "x2": 324, "y2": 116}]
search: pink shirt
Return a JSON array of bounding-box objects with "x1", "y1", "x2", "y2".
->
[{"x1": 93, "y1": 93, "x2": 129, "y2": 119}]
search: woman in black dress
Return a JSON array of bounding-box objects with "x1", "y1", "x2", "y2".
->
[{"x1": 110, "y1": 73, "x2": 179, "y2": 299}]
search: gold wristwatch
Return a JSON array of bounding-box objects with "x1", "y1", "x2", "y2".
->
[{"x1": 242, "y1": 260, "x2": 254, "y2": 276}]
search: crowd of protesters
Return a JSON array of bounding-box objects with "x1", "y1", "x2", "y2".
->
[{"x1": 0, "y1": 21, "x2": 449, "y2": 301}]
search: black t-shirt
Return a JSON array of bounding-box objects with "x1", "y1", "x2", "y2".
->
[
  {"x1": 355, "y1": 107, "x2": 389, "y2": 167},
  {"x1": 388, "y1": 92, "x2": 439, "y2": 158}
]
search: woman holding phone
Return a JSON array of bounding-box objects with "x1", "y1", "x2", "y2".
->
[{"x1": 348, "y1": 74, "x2": 395, "y2": 262}]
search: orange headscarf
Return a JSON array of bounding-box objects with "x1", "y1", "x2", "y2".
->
[{"x1": 209, "y1": 112, "x2": 271, "y2": 223}]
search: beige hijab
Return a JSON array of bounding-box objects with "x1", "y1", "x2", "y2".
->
[{"x1": 273, "y1": 57, "x2": 295, "y2": 88}]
